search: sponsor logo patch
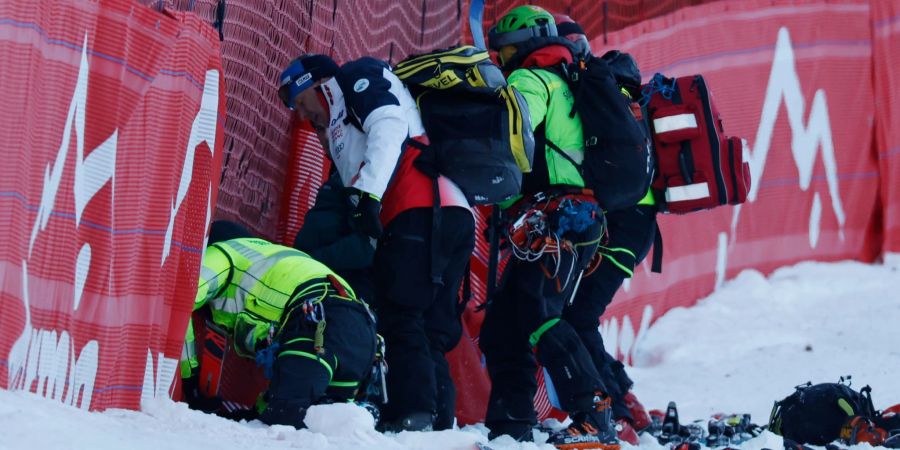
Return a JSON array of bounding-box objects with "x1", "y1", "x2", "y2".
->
[{"x1": 353, "y1": 78, "x2": 369, "y2": 92}]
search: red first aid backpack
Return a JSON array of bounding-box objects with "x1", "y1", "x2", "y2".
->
[{"x1": 641, "y1": 74, "x2": 751, "y2": 214}]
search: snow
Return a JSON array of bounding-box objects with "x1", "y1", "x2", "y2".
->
[
  {"x1": 630, "y1": 257, "x2": 900, "y2": 423},
  {"x1": 1, "y1": 257, "x2": 898, "y2": 450}
]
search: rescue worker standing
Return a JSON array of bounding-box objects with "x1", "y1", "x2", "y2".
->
[
  {"x1": 554, "y1": 13, "x2": 657, "y2": 441},
  {"x1": 181, "y1": 237, "x2": 378, "y2": 428},
  {"x1": 479, "y1": 6, "x2": 618, "y2": 449},
  {"x1": 278, "y1": 54, "x2": 475, "y2": 431}
]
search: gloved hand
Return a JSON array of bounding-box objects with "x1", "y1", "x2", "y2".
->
[
  {"x1": 351, "y1": 190, "x2": 383, "y2": 239},
  {"x1": 182, "y1": 375, "x2": 223, "y2": 413}
]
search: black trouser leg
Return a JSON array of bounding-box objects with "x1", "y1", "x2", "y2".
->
[
  {"x1": 427, "y1": 210, "x2": 471, "y2": 429},
  {"x1": 564, "y1": 260, "x2": 632, "y2": 421},
  {"x1": 481, "y1": 218, "x2": 605, "y2": 438},
  {"x1": 322, "y1": 301, "x2": 378, "y2": 402},
  {"x1": 524, "y1": 242, "x2": 607, "y2": 415},
  {"x1": 480, "y1": 272, "x2": 539, "y2": 439},
  {"x1": 374, "y1": 208, "x2": 474, "y2": 424},
  {"x1": 260, "y1": 295, "x2": 376, "y2": 428},
  {"x1": 259, "y1": 346, "x2": 332, "y2": 427},
  {"x1": 432, "y1": 349, "x2": 456, "y2": 430},
  {"x1": 562, "y1": 204, "x2": 658, "y2": 421}
]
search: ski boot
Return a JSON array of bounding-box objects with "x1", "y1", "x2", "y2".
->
[
  {"x1": 647, "y1": 402, "x2": 705, "y2": 447},
  {"x1": 379, "y1": 411, "x2": 433, "y2": 432},
  {"x1": 706, "y1": 413, "x2": 761, "y2": 447},
  {"x1": 486, "y1": 419, "x2": 536, "y2": 442},
  {"x1": 616, "y1": 419, "x2": 640, "y2": 445},
  {"x1": 885, "y1": 433, "x2": 900, "y2": 449},
  {"x1": 623, "y1": 391, "x2": 652, "y2": 432},
  {"x1": 660, "y1": 401, "x2": 681, "y2": 443},
  {"x1": 547, "y1": 392, "x2": 621, "y2": 450},
  {"x1": 671, "y1": 443, "x2": 702, "y2": 450},
  {"x1": 840, "y1": 416, "x2": 888, "y2": 446},
  {"x1": 356, "y1": 400, "x2": 381, "y2": 424}
]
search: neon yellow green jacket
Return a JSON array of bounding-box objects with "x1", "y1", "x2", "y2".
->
[
  {"x1": 508, "y1": 67, "x2": 585, "y2": 188},
  {"x1": 180, "y1": 238, "x2": 358, "y2": 378}
]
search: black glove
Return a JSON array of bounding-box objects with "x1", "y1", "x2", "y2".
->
[
  {"x1": 182, "y1": 375, "x2": 223, "y2": 413},
  {"x1": 351, "y1": 190, "x2": 383, "y2": 239}
]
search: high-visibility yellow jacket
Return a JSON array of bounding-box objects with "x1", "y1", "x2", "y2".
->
[{"x1": 180, "y1": 238, "x2": 365, "y2": 378}]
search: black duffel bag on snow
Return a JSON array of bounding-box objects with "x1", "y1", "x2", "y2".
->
[{"x1": 769, "y1": 380, "x2": 900, "y2": 447}]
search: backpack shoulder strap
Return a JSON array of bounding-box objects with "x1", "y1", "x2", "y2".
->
[
  {"x1": 524, "y1": 68, "x2": 553, "y2": 111},
  {"x1": 651, "y1": 221, "x2": 663, "y2": 273},
  {"x1": 860, "y1": 385, "x2": 877, "y2": 418},
  {"x1": 524, "y1": 68, "x2": 581, "y2": 171}
]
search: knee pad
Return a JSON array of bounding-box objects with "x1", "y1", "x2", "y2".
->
[{"x1": 534, "y1": 322, "x2": 606, "y2": 412}]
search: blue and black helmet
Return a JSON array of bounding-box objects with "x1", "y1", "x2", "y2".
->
[{"x1": 278, "y1": 54, "x2": 339, "y2": 110}]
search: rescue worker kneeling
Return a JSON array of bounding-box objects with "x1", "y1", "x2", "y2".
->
[{"x1": 180, "y1": 237, "x2": 378, "y2": 428}]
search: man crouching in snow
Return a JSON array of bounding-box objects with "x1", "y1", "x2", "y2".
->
[{"x1": 180, "y1": 236, "x2": 379, "y2": 428}]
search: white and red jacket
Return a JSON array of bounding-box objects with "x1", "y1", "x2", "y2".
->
[{"x1": 321, "y1": 57, "x2": 470, "y2": 225}]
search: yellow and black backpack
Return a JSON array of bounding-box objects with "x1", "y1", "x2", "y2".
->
[{"x1": 394, "y1": 46, "x2": 535, "y2": 205}]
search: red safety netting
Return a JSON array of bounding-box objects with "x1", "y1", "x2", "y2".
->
[
  {"x1": 581, "y1": 0, "x2": 881, "y2": 414},
  {"x1": 151, "y1": 0, "x2": 464, "y2": 243},
  {"x1": 0, "y1": 0, "x2": 225, "y2": 410},
  {"x1": 872, "y1": 1, "x2": 900, "y2": 253},
  {"x1": 461, "y1": 0, "x2": 722, "y2": 47},
  {"x1": 6, "y1": 0, "x2": 892, "y2": 427}
]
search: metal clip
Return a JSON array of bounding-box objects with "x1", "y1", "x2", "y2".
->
[
  {"x1": 301, "y1": 300, "x2": 325, "y2": 324},
  {"x1": 373, "y1": 334, "x2": 389, "y2": 404}
]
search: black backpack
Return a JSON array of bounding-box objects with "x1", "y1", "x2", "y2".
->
[
  {"x1": 394, "y1": 46, "x2": 535, "y2": 205},
  {"x1": 770, "y1": 381, "x2": 877, "y2": 445},
  {"x1": 542, "y1": 52, "x2": 654, "y2": 212}
]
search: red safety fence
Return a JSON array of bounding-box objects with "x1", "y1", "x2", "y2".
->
[
  {"x1": 3, "y1": 0, "x2": 898, "y2": 428},
  {"x1": 461, "y1": 0, "x2": 722, "y2": 48},
  {"x1": 143, "y1": 0, "x2": 464, "y2": 243},
  {"x1": 0, "y1": 0, "x2": 225, "y2": 411}
]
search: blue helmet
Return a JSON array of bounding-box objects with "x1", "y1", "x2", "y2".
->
[{"x1": 277, "y1": 54, "x2": 339, "y2": 110}]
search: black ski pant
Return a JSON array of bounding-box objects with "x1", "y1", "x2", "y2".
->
[
  {"x1": 563, "y1": 204, "x2": 657, "y2": 422},
  {"x1": 372, "y1": 207, "x2": 475, "y2": 429},
  {"x1": 259, "y1": 294, "x2": 377, "y2": 428},
  {"x1": 479, "y1": 218, "x2": 605, "y2": 439}
]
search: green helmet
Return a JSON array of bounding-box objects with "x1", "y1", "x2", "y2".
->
[{"x1": 488, "y1": 5, "x2": 558, "y2": 51}]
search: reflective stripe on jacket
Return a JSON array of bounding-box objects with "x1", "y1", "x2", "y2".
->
[{"x1": 181, "y1": 238, "x2": 359, "y2": 376}]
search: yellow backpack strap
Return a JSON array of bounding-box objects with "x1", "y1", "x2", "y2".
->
[
  {"x1": 500, "y1": 86, "x2": 531, "y2": 173},
  {"x1": 394, "y1": 46, "x2": 491, "y2": 90}
]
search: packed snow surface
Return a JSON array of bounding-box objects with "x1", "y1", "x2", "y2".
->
[{"x1": 2, "y1": 257, "x2": 898, "y2": 450}]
